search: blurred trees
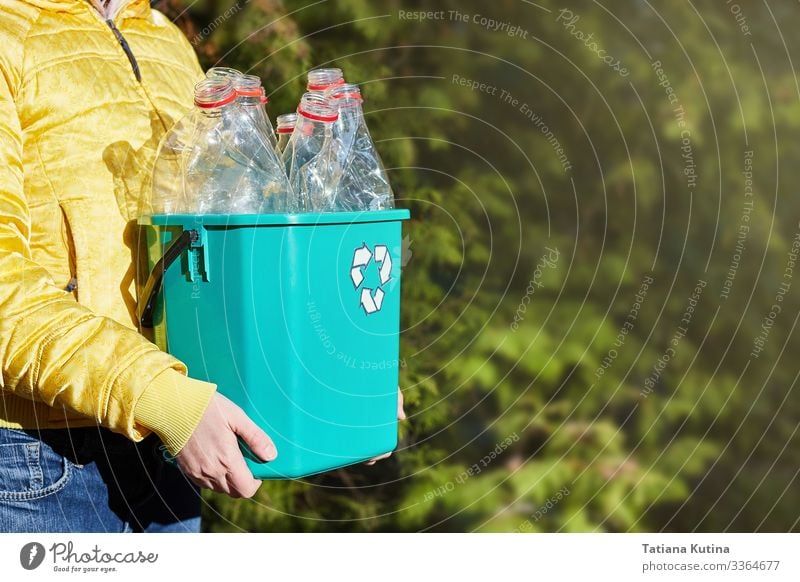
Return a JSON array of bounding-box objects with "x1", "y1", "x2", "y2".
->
[{"x1": 167, "y1": 0, "x2": 800, "y2": 531}]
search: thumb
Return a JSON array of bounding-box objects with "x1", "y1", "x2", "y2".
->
[{"x1": 229, "y1": 408, "x2": 278, "y2": 462}]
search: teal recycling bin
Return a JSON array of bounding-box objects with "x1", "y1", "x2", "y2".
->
[{"x1": 137, "y1": 209, "x2": 410, "y2": 479}]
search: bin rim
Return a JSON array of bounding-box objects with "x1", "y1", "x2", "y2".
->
[{"x1": 138, "y1": 209, "x2": 410, "y2": 227}]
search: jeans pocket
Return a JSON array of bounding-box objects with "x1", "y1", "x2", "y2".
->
[{"x1": 0, "y1": 429, "x2": 72, "y2": 501}]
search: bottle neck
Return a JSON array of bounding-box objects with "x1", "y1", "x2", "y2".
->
[
  {"x1": 335, "y1": 99, "x2": 363, "y2": 116},
  {"x1": 197, "y1": 102, "x2": 236, "y2": 119},
  {"x1": 238, "y1": 96, "x2": 271, "y2": 137},
  {"x1": 277, "y1": 132, "x2": 291, "y2": 151},
  {"x1": 332, "y1": 100, "x2": 364, "y2": 137},
  {"x1": 295, "y1": 117, "x2": 333, "y2": 138},
  {"x1": 307, "y1": 70, "x2": 344, "y2": 93},
  {"x1": 276, "y1": 113, "x2": 297, "y2": 133},
  {"x1": 307, "y1": 83, "x2": 344, "y2": 94},
  {"x1": 327, "y1": 85, "x2": 364, "y2": 124},
  {"x1": 237, "y1": 95, "x2": 263, "y2": 108},
  {"x1": 295, "y1": 93, "x2": 337, "y2": 137},
  {"x1": 195, "y1": 87, "x2": 238, "y2": 117}
]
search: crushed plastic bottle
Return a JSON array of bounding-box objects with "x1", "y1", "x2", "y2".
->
[
  {"x1": 325, "y1": 83, "x2": 394, "y2": 211},
  {"x1": 148, "y1": 108, "x2": 197, "y2": 214},
  {"x1": 149, "y1": 78, "x2": 292, "y2": 214},
  {"x1": 281, "y1": 93, "x2": 342, "y2": 212},
  {"x1": 232, "y1": 75, "x2": 279, "y2": 151},
  {"x1": 208, "y1": 67, "x2": 278, "y2": 151},
  {"x1": 276, "y1": 113, "x2": 297, "y2": 153},
  {"x1": 149, "y1": 67, "x2": 397, "y2": 216}
]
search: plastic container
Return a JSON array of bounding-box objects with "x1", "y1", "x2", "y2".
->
[{"x1": 137, "y1": 209, "x2": 410, "y2": 479}]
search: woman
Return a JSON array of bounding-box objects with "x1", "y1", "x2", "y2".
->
[{"x1": 0, "y1": 0, "x2": 279, "y2": 532}]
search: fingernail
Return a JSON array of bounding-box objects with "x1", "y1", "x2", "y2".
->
[{"x1": 263, "y1": 444, "x2": 278, "y2": 461}]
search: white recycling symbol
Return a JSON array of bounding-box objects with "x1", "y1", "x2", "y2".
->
[{"x1": 350, "y1": 242, "x2": 392, "y2": 315}]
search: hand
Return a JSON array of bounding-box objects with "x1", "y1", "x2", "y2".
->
[
  {"x1": 365, "y1": 385, "x2": 406, "y2": 466},
  {"x1": 176, "y1": 392, "x2": 277, "y2": 498}
]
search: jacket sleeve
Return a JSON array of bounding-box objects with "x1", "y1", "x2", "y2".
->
[{"x1": 0, "y1": 58, "x2": 215, "y2": 454}]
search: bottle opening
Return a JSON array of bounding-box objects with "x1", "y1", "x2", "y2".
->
[
  {"x1": 206, "y1": 67, "x2": 243, "y2": 80},
  {"x1": 326, "y1": 83, "x2": 363, "y2": 106},
  {"x1": 206, "y1": 68, "x2": 267, "y2": 102},
  {"x1": 194, "y1": 78, "x2": 237, "y2": 108},
  {"x1": 276, "y1": 112, "x2": 297, "y2": 133},
  {"x1": 296, "y1": 92, "x2": 338, "y2": 122},
  {"x1": 307, "y1": 68, "x2": 345, "y2": 91},
  {"x1": 233, "y1": 74, "x2": 263, "y2": 98}
]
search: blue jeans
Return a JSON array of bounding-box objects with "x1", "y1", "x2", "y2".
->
[{"x1": 0, "y1": 427, "x2": 200, "y2": 533}]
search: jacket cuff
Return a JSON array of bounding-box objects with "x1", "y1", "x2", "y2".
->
[{"x1": 134, "y1": 368, "x2": 217, "y2": 455}]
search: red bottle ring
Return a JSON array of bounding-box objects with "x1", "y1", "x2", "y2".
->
[
  {"x1": 297, "y1": 106, "x2": 338, "y2": 122},
  {"x1": 329, "y1": 92, "x2": 363, "y2": 101},
  {"x1": 236, "y1": 88, "x2": 263, "y2": 97},
  {"x1": 307, "y1": 78, "x2": 345, "y2": 91},
  {"x1": 195, "y1": 91, "x2": 237, "y2": 108}
]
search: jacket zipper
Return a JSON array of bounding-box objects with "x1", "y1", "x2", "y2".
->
[{"x1": 105, "y1": 19, "x2": 141, "y2": 82}]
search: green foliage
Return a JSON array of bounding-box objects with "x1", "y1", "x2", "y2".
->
[{"x1": 175, "y1": 0, "x2": 800, "y2": 531}]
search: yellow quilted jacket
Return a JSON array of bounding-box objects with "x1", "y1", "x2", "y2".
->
[{"x1": 0, "y1": 0, "x2": 216, "y2": 453}]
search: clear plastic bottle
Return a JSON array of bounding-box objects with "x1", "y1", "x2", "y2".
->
[
  {"x1": 281, "y1": 93, "x2": 341, "y2": 212},
  {"x1": 150, "y1": 78, "x2": 292, "y2": 214},
  {"x1": 276, "y1": 113, "x2": 297, "y2": 153},
  {"x1": 325, "y1": 83, "x2": 394, "y2": 211},
  {"x1": 149, "y1": 108, "x2": 197, "y2": 214},
  {"x1": 207, "y1": 67, "x2": 279, "y2": 152},
  {"x1": 306, "y1": 68, "x2": 345, "y2": 94},
  {"x1": 232, "y1": 74, "x2": 279, "y2": 151}
]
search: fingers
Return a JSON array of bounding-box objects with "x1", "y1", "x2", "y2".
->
[
  {"x1": 365, "y1": 451, "x2": 392, "y2": 466},
  {"x1": 397, "y1": 385, "x2": 406, "y2": 420},
  {"x1": 365, "y1": 386, "x2": 405, "y2": 466},
  {"x1": 228, "y1": 404, "x2": 278, "y2": 463},
  {"x1": 181, "y1": 437, "x2": 261, "y2": 498},
  {"x1": 224, "y1": 449, "x2": 263, "y2": 499},
  {"x1": 175, "y1": 393, "x2": 274, "y2": 498},
  {"x1": 177, "y1": 431, "x2": 235, "y2": 496}
]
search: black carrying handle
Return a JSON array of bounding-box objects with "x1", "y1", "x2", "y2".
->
[{"x1": 139, "y1": 228, "x2": 199, "y2": 329}]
